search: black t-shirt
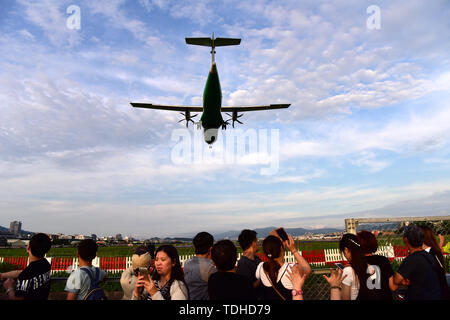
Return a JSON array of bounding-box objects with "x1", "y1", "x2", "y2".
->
[
  {"x1": 397, "y1": 250, "x2": 445, "y2": 300},
  {"x1": 236, "y1": 255, "x2": 262, "y2": 298},
  {"x1": 208, "y1": 271, "x2": 257, "y2": 300},
  {"x1": 236, "y1": 255, "x2": 262, "y2": 284},
  {"x1": 365, "y1": 255, "x2": 394, "y2": 300},
  {"x1": 15, "y1": 258, "x2": 51, "y2": 300}
]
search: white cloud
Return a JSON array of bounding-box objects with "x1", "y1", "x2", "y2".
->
[
  {"x1": 280, "y1": 103, "x2": 450, "y2": 165},
  {"x1": 16, "y1": 0, "x2": 82, "y2": 47},
  {"x1": 273, "y1": 169, "x2": 325, "y2": 184}
]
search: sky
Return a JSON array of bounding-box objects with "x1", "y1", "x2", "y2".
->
[{"x1": 0, "y1": 0, "x2": 450, "y2": 238}]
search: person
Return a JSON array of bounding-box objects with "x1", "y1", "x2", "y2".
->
[
  {"x1": 65, "y1": 239, "x2": 107, "y2": 300},
  {"x1": 1, "y1": 233, "x2": 51, "y2": 300},
  {"x1": 236, "y1": 229, "x2": 262, "y2": 297},
  {"x1": 184, "y1": 232, "x2": 217, "y2": 300},
  {"x1": 208, "y1": 239, "x2": 256, "y2": 300},
  {"x1": 338, "y1": 233, "x2": 375, "y2": 300},
  {"x1": 421, "y1": 226, "x2": 445, "y2": 269},
  {"x1": 120, "y1": 245, "x2": 153, "y2": 300},
  {"x1": 357, "y1": 230, "x2": 394, "y2": 300},
  {"x1": 132, "y1": 244, "x2": 188, "y2": 300},
  {"x1": 391, "y1": 225, "x2": 448, "y2": 300},
  {"x1": 255, "y1": 233, "x2": 312, "y2": 300}
]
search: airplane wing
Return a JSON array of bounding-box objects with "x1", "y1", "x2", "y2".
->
[
  {"x1": 221, "y1": 104, "x2": 290, "y2": 112},
  {"x1": 130, "y1": 103, "x2": 203, "y2": 112}
]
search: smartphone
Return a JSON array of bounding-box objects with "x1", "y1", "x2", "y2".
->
[
  {"x1": 276, "y1": 227, "x2": 289, "y2": 241},
  {"x1": 335, "y1": 263, "x2": 345, "y2": 270},
  {"x1": 138, "y1": 267, "x2": 149, "y2": 277}
]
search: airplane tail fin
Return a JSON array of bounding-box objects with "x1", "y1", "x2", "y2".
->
[{"x1": 186, "y1": 34, "x2": 240, "y2": 63}]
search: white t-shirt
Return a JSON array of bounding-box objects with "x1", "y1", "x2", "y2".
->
[
  {"x1": 255, "y1": 262, "x2": 293, "y2": 290},
  {"x1": 341, "y1": 265, "x2": 375, "y2": 300},
  {"x1": 65, "y1": 266, "x2": 106, "y2": 300}
]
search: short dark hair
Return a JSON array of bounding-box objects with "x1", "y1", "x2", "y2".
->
[
  {"x1": 29, "y1": 233, "x2": 51, "y2": 258},
  {"x1": 357, "y1": 230, "x2": 378, "y2": 254},
  {"x1": 238, "y1": 229, "x2": 257, "y2": 251},
  {"x1": 403, "y1": 225, "x2": 424, "y2": 248},
  {"x1": 211, "y1": 240, "x2": 237, "y2": 271},
  {"x1": 193, "y1": 232, "x2": 214, "y2": 255},
  {"x1": 78, "y1": 239, "x2": 98, "y2": 261}
]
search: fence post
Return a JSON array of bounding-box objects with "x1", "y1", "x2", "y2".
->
[
  {"x1": 345, "y1": 218, "x2": 358, "y2": 234},
  {"x1": 93, "y1": 257, "x2": 99, "y2": 268}
]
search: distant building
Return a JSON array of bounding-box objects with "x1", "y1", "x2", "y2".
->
[
  {"x1": 7, "y1": 239, "x2": 29, "y2": 247},
  {"x1": 59, "y1": 234, "x2": 75, "y2": 240},
  {"x1": 91, "y1": 234, "x2": 97, "y2": 241},
  {"x1": 9, "y1": 221, "x2": 22, "y2": 235},
  {"x1": 75, "y1": 234, "x2": 92, "y2": 240},
  {"x1": 115, "y1": 234, "x2": 123, "y2": 241}
]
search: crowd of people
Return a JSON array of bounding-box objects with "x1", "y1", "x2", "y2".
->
[{"x1": 0, "y1": 225, "x2": 448, "y2": 301}]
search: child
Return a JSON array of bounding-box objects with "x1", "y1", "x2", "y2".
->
[
  {"x1": 65, "y1": 239, "x2": 107, "y2": 300},
  {"x1": 1, "y1": 233, "x2": 52, "y2": 300}
]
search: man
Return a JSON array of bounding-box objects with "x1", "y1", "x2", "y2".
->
[
  {"x1": 65, "y1": 239, "x2": 107, "y2": 300},
  {"x1": 183, "y1": 232, "x2": 217, "y2": 300},
  {"x1": 208, "y1": 240, "x2": 256, "y2": 300},
  {"x1": 236, "y1": 229, "x2": 262, "y2": 297},
  {"x1": 1, "y1": 233, "x2": 52, "y2": 300},
  {"x1": 391, "y1": 225, "x2": 447, "y2": 300}
]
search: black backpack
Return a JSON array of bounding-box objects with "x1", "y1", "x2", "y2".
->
[
  {"x1": 420, "y1": 251, "x2": 450, "y2": 300},
  {"x1": 80, "y1": 267, "x2": 107, "y2": 300}
]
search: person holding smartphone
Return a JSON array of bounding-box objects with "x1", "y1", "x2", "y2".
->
[
  {"x1": 270, "y1": 227, "x2": 312, "y2": 276},
  {"x1": 120, "y1": 245, "x2": 153, "y2": 300},
  {"x1": 255, "y1": 229, "x2": 312, "y2": 300},
  {"x1": 338, "y1": 233, "x2": 374, "y2": 300},
  {"x1": 132, "y1": 245, "x2": 188, "y2": 300}
]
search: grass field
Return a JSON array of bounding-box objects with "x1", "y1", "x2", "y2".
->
[
  {"x1": 1, "y1": 236, "x2": 447, "y2": 257},
  {"x1": 0, "y1": 240, "x2": 341, "y2": 257}
]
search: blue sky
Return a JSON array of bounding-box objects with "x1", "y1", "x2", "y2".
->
[{"x1": 0, "y1": 0, "x2": 450, "y2": 238}]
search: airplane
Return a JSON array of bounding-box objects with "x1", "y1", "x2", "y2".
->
[{"x1": 130, "y1": 34, "x2": 290, "y2": 145}]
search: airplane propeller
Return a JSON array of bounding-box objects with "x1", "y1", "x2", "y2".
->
[
  {"x1": 178, "y1": 111, "x2": 197, "y2": 128},
  {"x1": 226, "y1": 111, "x2": 244, "y2": 128}
]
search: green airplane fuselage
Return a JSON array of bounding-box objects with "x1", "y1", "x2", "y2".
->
[{"x1": 201, "y1": 62, "x2": 224, "y2": 130}]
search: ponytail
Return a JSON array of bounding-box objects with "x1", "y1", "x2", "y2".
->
[
  {"x1": 262, "y1": 235, "x2": 283, "y2": 285},
  {"x1": 339, "y1": 233, "x2": 369, "y2": 287}
]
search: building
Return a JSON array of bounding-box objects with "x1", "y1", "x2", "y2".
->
[{"x1": 9, "y1": 221, "x2": 22, "y2": 235}]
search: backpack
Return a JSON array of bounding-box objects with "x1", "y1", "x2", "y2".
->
[
  {"x1": 80, "y1": 267, "x2": 107, "y2": 300},
  {"x1": 420, "y1": 251, "x2": 450, "y2": 300}
]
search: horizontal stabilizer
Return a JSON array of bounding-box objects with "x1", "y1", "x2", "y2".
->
[
  {"x1": 215, "y1": 38, "x2": 241, "y2": 46},
  {"x1": 185, "y1": 37, "x2": 241, "y2": 47},
  {"x1": 221, "y1": 104, "x2": 290, "y2": 112},
  {"x1": 130, "y1": 103, "x2": 203, "y2": 112}
]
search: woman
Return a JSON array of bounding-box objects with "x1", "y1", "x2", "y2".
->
[
  {"x1": 420, "y1": 226, "x2": 449, "y2": 299},
  {"x1": 421, "y1": 226, "x2": 445, "y2": 269},
  {"x1": 339, "y1": 233, "x2": 373, "y2": 300},
  {"x1": 132, "y1": 245, "x2": 188, "y2": 300},
  {"x1": 255, "y1": 234, "x2": 311, "y2": 300},
  {"x1": 357, "y1": 230, "x2": 394, "y2": 300}
]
